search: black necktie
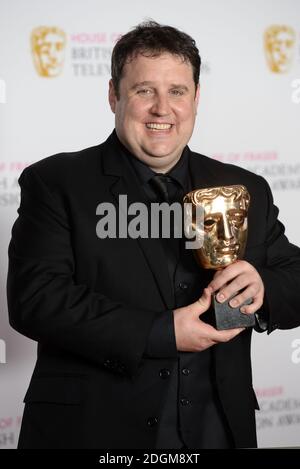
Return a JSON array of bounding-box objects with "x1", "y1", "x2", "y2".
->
[
  {"x1": 149, "y1": 174, "x2": 171, "y2": 202},
  {"x1": 149, "y1": 173, "x2": 182, "y2": 273}
]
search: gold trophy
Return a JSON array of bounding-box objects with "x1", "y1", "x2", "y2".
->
[{"x1": 183, "y1": 185, "x2": 255, "y2": 330}]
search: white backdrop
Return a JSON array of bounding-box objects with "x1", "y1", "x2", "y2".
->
[{"x1": 0, "y1": 0, "x2": 300, "y2": 449}]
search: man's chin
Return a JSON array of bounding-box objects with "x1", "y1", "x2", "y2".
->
[
  {"x1": 142, "y1": 144, "x2": 182, "y2": 160},
  {"x1": 144, "y1": 151, "x2": 182, "y2": 169}
]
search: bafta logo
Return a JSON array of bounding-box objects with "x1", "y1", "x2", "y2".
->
[
  {"x1": 31, "y1": 26, "x2": 66, "y2": 77},
  {"x1": 264, "y1": 25, "x2": 295, "y2": 73}
]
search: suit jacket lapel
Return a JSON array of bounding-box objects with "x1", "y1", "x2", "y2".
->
[
  {"x1": 188, "y1": 149, "x2": 218, "y2": 190},
  {"x1": 101, "y1": 133, "x2": 174, "y2": 310}
]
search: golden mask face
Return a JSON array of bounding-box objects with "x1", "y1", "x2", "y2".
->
[
  {"x1": 184, "y1": 185, "x2": 250, "y2": 270},
  {"x1": 31, "y1": 27, "x2": 66, "y2": 77},
  {"x1": 264, "y1": 25, "x2": 295, "y2": 73}
]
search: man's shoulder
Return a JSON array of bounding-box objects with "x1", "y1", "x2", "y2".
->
[
  {"x1": 19, "y1": 138, "x2": 111, "y2": 189},
  {"x1": 190, "y1": 149, "x2": 259, "y2": 178},
  {"x1": 26, "y1": 142, "x2": 103, "y2": 176},
  {"x1": 189, "y1": 149, "x2": 267, "y2": 190}
]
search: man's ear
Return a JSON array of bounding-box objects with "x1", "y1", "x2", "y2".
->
[{"x1": 108, "y1": 79, "x2": 117, "y2": 113}]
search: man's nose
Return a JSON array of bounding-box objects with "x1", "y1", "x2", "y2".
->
[{"x1": 150, "y1": 94, "x2": 171, "y2": 116}]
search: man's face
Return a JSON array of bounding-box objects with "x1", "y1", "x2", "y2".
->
[
  {"x1": 109, "y1": 53, "x2": 199, "y2": 173},
  {"x1": 197, "y1": 194, "x2": 248, "y2": 269}
]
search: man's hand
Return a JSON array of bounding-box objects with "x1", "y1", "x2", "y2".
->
[
  {"x1": 208, "y1": 260, "x2": 264, "y2": 315},
  {"x1": 173, "y1": 288, "x2": 245, "y2": 352}
]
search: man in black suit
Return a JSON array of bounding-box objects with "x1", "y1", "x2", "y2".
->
[{"x1": 7, "y1": 21, "x2": 300, "y2": 449}]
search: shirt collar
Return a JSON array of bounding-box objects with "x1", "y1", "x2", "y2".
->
[{"x1": 112, "y1": 130, "x2": 189, "y2": 190}]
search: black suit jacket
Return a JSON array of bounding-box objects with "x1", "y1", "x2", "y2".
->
[{"x1": 7, "y1": 132, "x2": 300, "y2": 448}]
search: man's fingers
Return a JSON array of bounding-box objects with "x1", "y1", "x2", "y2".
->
[
  {"x1": 199, "y1": 322, "x2": 245, "y2": 343},
  {"x1": 212, "y1": 270, "x2": 223, "y2": 280},
  {"x1": 228, "y1": 287, "x2": 262, "y2": 309},
  {"x1": 208, "y1": 261, "x2": 264, "y2": 312},
  {"x1": 209, "y1": 260, "x2": 250, "y2": 293},
  {"x1": 215, "y1": 274, "x2": 248, "y2": 304},
  {"x1": 208, "y1": 262, "x2": 241, "y2": 292},
  {"x1": 192, "y1": 288, "x2": 212, "y2": 315},
  {"x1": 213, "y1": 327, "x2": 245, "y2": 342},
  {"x1": 240, "y1": 296, "x2": 263, "y2": 315},
  {"x1": 174, "y1": 296, "x2": 245, "y2": 352}
]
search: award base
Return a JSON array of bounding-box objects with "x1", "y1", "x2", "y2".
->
[{"x1": 213, "y1": 295, "x2": 256, "y2": 330}]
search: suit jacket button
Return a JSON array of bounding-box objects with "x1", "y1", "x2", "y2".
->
[
  {"x1": 147, "y1": 417, "x2": 158, "y2": 427},
  {"x1": 159, "y1": 368, "x2": 171, "y2": 379},
  {"x1": 182, "y1": 368, "x2": 191, "y2": 376},
  {"x1": 180, "y1": 398, "x2": 191, "y2": 406}
]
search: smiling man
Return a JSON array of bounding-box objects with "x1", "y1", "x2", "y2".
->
[
  {"x1": 109, "y1": 52, "x2": 199, "y2": 172},
  {"x1": 7, "y1": 21, "x2": 300, "y2": 449}
]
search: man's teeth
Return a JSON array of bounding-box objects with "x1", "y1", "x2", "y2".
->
[{"x1": 146, "y1": 123, "x2": 172, "y2": 130}]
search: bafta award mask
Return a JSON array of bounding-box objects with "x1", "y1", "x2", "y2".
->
[
  {"x1": 183, "y1": 185, "x2": 250, "y2": 270},
  {"x1": 264, "y1": 25, "x2": 295, "y2": 73},
  {"x1": 31, "y1": 26, "x2": 66, "y2": 77},
  {"x1": 184, "y1": 184, "x2": 254, "y2": 330}
]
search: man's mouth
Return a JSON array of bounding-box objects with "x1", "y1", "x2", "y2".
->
[{"x1": 145, "y1": 123, "x2": 173, "y2": 131}]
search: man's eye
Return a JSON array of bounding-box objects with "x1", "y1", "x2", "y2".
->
[
  {"x1": 170, "y1": 89, "x2": 184, "y2": 96},
  {"x1": 137, "y1": 89, "x2": 152, "y2": 95}
]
